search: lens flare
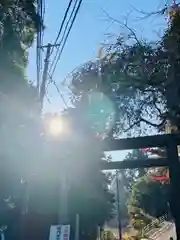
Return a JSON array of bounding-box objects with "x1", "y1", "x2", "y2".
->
[{"x1": 87, "y1": 92, "x2": 116, "y2": 136}]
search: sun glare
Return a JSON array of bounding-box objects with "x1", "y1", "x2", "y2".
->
[{"x1": 48, "y1": 117, "x2": 66, "y2": 136}]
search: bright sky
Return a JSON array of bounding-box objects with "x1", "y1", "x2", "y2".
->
[{"x1": 27, "y1": 0, "x2": 167, "y2": 161}]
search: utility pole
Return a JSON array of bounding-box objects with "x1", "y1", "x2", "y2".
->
[
  {"x1": 96, "y1": 226, "x2": 101, "y2": 240},
  {"x1": 39, "y1": 42, "x2": 63, "y2": 110},
  {"x1": 75, "y1": 214, "x2": 80, "y2": 240},
  {"x1": 58, "y1": 169, "x2": 69, "y2": 224},
  {"x1": 39, "y1": 43, "x2": 70, "y2": 226},
  {"x1": 20, "y1": 41, "x2": 69, "y2": 239},
  {"x1": 39, "y1": 43, "x2": 51, "y2": 110},
  {"x1": 53, "y1": 142, "x2": 69, "y2": 225}
]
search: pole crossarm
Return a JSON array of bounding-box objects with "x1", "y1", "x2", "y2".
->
[
  {"x1": 100, "y1": 158, "x2": 168, "y2": 170},
  {"x1": 103, "y1": 134, "x2": 180, "y2": 151}
]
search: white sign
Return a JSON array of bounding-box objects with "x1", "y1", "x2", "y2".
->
[{"x1": 49, "y1": 225, "x2": 70, "y2": 240}]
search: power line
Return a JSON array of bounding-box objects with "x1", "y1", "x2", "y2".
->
[
  {"x1": 52, "y1": 81, "x2": 68, "y2": 108},
  {"x1": 49, "y1": 0, "x2": 83, "y2": 79},
  {"x1": 46, "y1": 72, "x2": 69, "y2": 108},
  {"x1": 39, "y1": 0, "x2": 82, "y2": 108},
  {"x1": 36, "y1": 0, "x2": 41, "y2": 89},
  {"x1": 48, "y1": 0, "x2": 80, "y2": 74},
  {"x1": 50, "y1": 0, "x2": 73, "y2": 56},
  {"x1": 41, "y1": 59, "x2": 69, "y2": 109}
]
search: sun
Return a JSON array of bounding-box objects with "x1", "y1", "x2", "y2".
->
[{"x1": 48, "y1": 117, "x2": 66, "y2": 137}]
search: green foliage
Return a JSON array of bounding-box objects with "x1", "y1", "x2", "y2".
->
[
  {"x1": 121, "y1": 150, "x2": 148, "y2": 192},
  {"x1": 128, "y1": 176, "x2": 169, "y2": 219},
  {"x1": 0, "y1": 1, "x2": 42, "y2": 238},
  {"x1": 69, "y1": 11, "x2": 180, "y2": 136},
  {"x1": 102, "y1": 229, "x2": 116, "y2": 240},
  {"x1": 0, "y1": 0, "x2": 41, "y2": 93},
  {"x1": 109, "y1": 150, "x2": 147, "y2": 224},
  {"x1": 128, "y1": 205, "x2": 152, "y2": 230},
  {"x1": 109, "y1": 149, "x2": 170, "y2": 232},
  {"x1": 0, "y1": 0, "x2": 41, "y2": 127},
  {"x1": 70, "y1": 40, "x2": 166, "y2": 136}
]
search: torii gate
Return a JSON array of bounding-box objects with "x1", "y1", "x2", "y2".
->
[{"x1": 101, "y1": 133, "x2": 180, "y2": 240}]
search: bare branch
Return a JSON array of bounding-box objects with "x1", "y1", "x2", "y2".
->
[
  {"x1": 124, "y1": 117, "x2": 166, "y2": 132},
  {"x1": 154, "y1": 102, "x2": 163, "y2": 116},
  {"x1": 124, "y1": 120, "x2": 141, "y2": 132},
  {"x1": 129, "y1": 5, "x2": 167, "y2": 21},
  {"x1": 101, "y1": 9, "x2": 141, "y2": 45},
  {"x1": 140, "y1": 117, "x2": 166, "y2": 128}
]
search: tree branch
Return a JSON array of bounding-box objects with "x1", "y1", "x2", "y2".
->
[
  {"x1": 124, "y1": 120, "x2": 141, "y2": 132},
  {"x1": 124, "y1": 118, "x2": 166, "y2": 132},
  {"x1": 101, "y1": 9, "x2": 141, "y2": 45},
  {"x1": 129, "y1": 5, "x2": 167, "y2": 21},
  {"x1": 140, "y1": 117, "x2": 166, "y2": 128},
  {"x1": 154, "y1": 102, "x2": 163, "y2": 116}
]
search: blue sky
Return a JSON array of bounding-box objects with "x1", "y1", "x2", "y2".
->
[{"x1": 27, "y1": 0, "x2": 167, "y2": 161}]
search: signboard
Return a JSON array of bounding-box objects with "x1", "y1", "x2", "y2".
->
[{"x1": 49, "y1": 225, "x2": 70, "y2": 240}]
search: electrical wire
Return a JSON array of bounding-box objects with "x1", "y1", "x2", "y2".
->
[
  {"x1": 45, "y1": 73, "x2": 69, "y2": 108},
  {"x1": 44, "y1": 0, "x2": 82, "y2": 108},
  {"x1": 49, "y1": 0, "x2": 83, "y2": 79},
  {"x1": 50, "y1": 0, "x2": 74, "y2": 56},
  {"x1": 39, "y1": 0, "x2": 82, "y2": 108},
  {"x1": 48, "y1": 0, "x2": 79, "y2": 74},
  {"x1": 52, "y1": 81, "x2": 68, "y2": 108},
  {"x1": 36, "y1": 0, "x2": 41, "y2": 89}
]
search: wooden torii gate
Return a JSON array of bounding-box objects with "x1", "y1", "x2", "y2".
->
[{"x1": 101, "y1": 133, "x2": 180, "y2": 240}]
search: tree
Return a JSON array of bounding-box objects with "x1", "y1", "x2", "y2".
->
[
  {"x1": 0, "y1": 1, "x2": 40, "y2": 86},
  {"x1": 102, "y1": 229, "x2": 116, "y2": 240},
  {"x1": 0, "y1": 0, "x2": 42, "y2": 137},
  {"x1": 107, "y1": 149, "x2": 148, "y2": 230},
  {"x1": 70, "y1": 40, "x2": 166, "y2": 137},
  {"x1": 128, "y1": 176, "x2": 169, "y2": 219},
  {"x1": 68, "y1": 4, "x2": 180, "y2": 238},
  {"x1": 0, "y1": 1, "x2": 42, "y2": 238},
  {"x1": 69, "y1": 8, "x2": 180, "y2": 137},
  {"x1": 121, "y1": 150, "x2": 148, "y2": 192},
  {"x1": 0, "y1": 0, "x2": 41, "y2": 121},
  {"x1": 142, "y1": 147, "x2": 169, "y2": 182}
]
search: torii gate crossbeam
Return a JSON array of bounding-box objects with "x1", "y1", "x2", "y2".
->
[{"x1": 102, "y1": 133, "x2": 180, "y2": 240}]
